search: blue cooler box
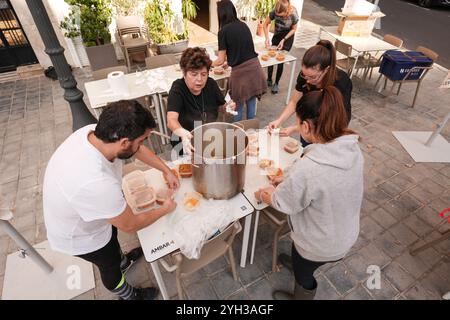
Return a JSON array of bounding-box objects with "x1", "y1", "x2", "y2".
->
[{"x1": 379, "y1": 50, "x2": 433, "y2": 81}]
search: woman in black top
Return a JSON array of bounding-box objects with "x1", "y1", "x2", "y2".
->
[
  {"x1": 263, "y1": 0, "x2": 299, "y2": 94},
  {"x1": 167, "y1": 47, "x2": 235, "y2": 155},
  {"x1": 212, "y1": 0, "x2": 266, "y2": 122},
  {"x1": 268, "y1": 40, "x2": 352, "y2": 142}
]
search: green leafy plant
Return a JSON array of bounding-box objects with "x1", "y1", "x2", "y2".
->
[
  {"x1": 60, "y1": 0, "x2": 112, "y2": 47},
  {"x1": 110, "y1": 0, "x2": 145, "y2": 17},
  {"x1": 182, "y1": 0, "x2": 198, "y2": 21},
  {"x1": 144, "y1": 0, "x2": 197, "y2": 45},
  {"x1": 255, "y1": 0, "x2": 276, "y2": 21}
]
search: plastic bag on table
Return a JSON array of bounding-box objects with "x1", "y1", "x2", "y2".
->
[{"x1": 170, "y1": 203, "x2": 235, "y2": 259}]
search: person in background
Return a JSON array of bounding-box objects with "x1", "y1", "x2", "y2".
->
[
  {"x1": 255, "y1": 87, "x2": 363, "y2": 300},
  {"x1": 268, "y1": 40, "x2": 352, "y2": 146},
  {"x1": 43, "y1": 100, "x2": 179, "y2": 300},
  {"x1": 167, "y1": 47, "x2": 236, "y2": 155},
  {"x1": 263, "y1": 0, "x2": 299, "y2": 94},
  {"x1": 212, "y1": 0, "x2": 266, "y2": 122}
]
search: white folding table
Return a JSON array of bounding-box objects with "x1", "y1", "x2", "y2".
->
[
  {"x1": 319, "y1": 26, "x2": 398, "y2": 79},
  {"x1": 133, "y1": 163, "x2": 254, "y2": 300},
  {"x1": 240, "y1": 129, "x2": 303, "y2": 265}
]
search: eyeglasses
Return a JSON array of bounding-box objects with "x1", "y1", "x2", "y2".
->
[{"x1": 299, "y1": 70, "x2": 323, "y2": 81}]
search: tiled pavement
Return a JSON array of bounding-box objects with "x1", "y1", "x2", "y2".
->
[{"x1": 1, "y1": 0, "x2": 449, "y2": 300}]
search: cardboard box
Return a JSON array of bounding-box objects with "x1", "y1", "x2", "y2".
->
[{"x1": 336, "y1": 11, "x2": 385, "y2": 37}]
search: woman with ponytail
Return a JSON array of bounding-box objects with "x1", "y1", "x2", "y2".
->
[
  {"x1": 268, "y1": 40, "x2": 353, "y2": 143},
  {"x1": 255, "y1": 86, "x2": 363, "y2": 300}
]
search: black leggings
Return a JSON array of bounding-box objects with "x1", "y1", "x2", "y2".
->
[
  {"x1": 77, "y1": 227, "x2": 123, "y2": 291},
  {"x1": 291, "y1": 244, "x2": 336, "y2": 290},
  {"x1": 267, "y1": 64, "x2": 284, "y2": 85}
]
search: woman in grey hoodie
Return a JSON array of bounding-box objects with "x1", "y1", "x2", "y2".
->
[{"x1": 255, "y1": 86, "x2": 364, "y2": 300}]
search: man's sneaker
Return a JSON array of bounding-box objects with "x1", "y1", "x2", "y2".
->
[
  {"x1": 120, "y1": 247, "x2": 144, "y2": 274},
  {"x1": 267, "y1": 79, "x2": 273, "y2": 87},
  {"x1": 132, "y1": 287, "x2": 159, "y2": 300},
  {"x1": 271, "y1": 83, "x2": 279, "y2": 94},
  {"x1": 119, "y1": 287, "x2": 159, "y2": 300}
]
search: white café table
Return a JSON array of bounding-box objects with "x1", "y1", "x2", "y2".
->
[
  {"x1": 132, "y1": 161, "x2": 254, "y2": 300},
  {"x1": 240, "y1": 129, "x2": 303, "y2": 264},
  {"x1": 257, "y1": 51, "x2": 298, "y2": 105},
  {"x1": 319, "y1": 26, "x2": 398, "y2": 79}
]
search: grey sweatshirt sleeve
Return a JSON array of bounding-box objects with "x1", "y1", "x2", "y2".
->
[{"x1": 271, "y1": 165, "x2": 310, "y2": 215}]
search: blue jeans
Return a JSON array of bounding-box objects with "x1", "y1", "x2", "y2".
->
[{"x1": 234, "y1": 96, "x2": 257, "y2": 122}]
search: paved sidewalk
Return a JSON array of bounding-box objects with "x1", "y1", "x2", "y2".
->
[{"x1": 0, "y1": 0, "x2": 449, "y2": 300}]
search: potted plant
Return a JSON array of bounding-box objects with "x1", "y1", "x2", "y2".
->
[
  {"x1": 144, "y1": 0, "x2": 198, "y2": 55},
  {"x1": 255, "y1": 0, "x2": 276, "y2": 36},
  {"x1": 60, "y1": 0, "x2": 117, "y2": 71}
]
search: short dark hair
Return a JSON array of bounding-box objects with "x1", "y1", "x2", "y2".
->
[
  {"x1": 179, "y1": 47, "x2": 212, "y2": 73},
  {"x1": 94, "y1": 100, "x2": 156, "y2": 143},
  {"x1": 217, "y1": 0, "x2": 238, "y2": 29}
]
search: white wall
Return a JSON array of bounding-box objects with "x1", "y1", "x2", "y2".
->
[{"x1": 10, "y1": 0, "x2": 76, "y2": 69}]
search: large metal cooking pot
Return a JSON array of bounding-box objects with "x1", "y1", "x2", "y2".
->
[{"x1": 191, "y1": 122, "x2": 248, "y2": 200}]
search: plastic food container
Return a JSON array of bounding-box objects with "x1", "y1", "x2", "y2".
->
[
  {"x1": 284, "y1": 140, "x2": 299, "y2": 154},
  {"x1": 266, "y1": 166, "x2": 283, "y2": 179},
  {"x1": 132, "y1": 187, "x2": 156, "y2": 210},
  {"x1": 258, "y1": 158, "x2": 274, "y2": 169},
  {"x1": 178, "y1": 164, "x2": 192, "y2": 178},
  {"x1": 125, "y1": 171, "x2": 147, "y2": 194},
  {"x1": 183, "y1": 191, "x2": 202, "y2": 211}
]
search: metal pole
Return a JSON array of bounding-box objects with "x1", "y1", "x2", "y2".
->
[
  {"x1": 424, "y1": 109, "x2": 450, "y2": 146},
  {"x1": 25, "y1": 0, "x2": 97, "y2": 132},
  {"x1": 0, "y1": 220, "x2": 54, "y2": 274}
]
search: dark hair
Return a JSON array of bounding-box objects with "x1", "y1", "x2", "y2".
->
[
  {"x1": 179, "y1": 47, "x2": 212, "y2": 73},
  {"x1": 302, "y1": 40, "x2": 337, "y2": 87},
  {"x1": 217, "y1": 0, "x2": 238, "y2": 29},
  {"x1": 94, "y1": 100, "x2": 156, "y2": 143},
  {"x1": 296, "y1": 86, "x2": 355, "y2": 142}
]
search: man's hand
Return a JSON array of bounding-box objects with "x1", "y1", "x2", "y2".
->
[
  {"x1": 160, "y1": 198, "x2": 177, "y2": 214},
  {"x1": 163, "y1": 170, "x2": 180, "y2": 190},
  {"x1": 174, "y1": 127, "x2": 194, "y2": 155}
]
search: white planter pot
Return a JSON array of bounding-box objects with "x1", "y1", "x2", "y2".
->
[{"x1": 72, "y1": 36, "x2": 90, "y2": 67}]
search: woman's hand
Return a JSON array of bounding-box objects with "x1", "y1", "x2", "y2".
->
[
  {"x1": 265, "y1": 38, "x2": 271, "y2": 48},
  {"x1": 254, "y1": 185, "x2": 276, "y2": 203},
  {"x1": 277, "y1": 39, "x2": 285, "y2": 50},
  {"x1": 269, "y1": 175, "x2": 284, "y2": 187},
  {"x1": 174, "y1": 127, "x2": 195, "y2": 155},
  {"x1": 268, "y1": 119, "x2": 281, "y2": 134},
  {"x1": 279, "y1": 125, "x2": 298, "y2": 137}
]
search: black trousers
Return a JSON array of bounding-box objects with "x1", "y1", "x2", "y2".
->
[
  {"x1": 291, "y1": 244, "x2": 338, "y2": 290},
  {"x1": 77, "y1": 227, "x2": 123, "y2": 291}
]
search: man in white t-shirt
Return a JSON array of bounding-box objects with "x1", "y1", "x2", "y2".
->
[{"x1": 43, "y1": 100, "x2": 179, "y2": 300}]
